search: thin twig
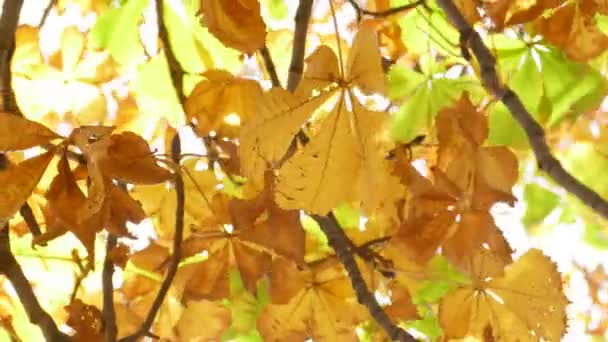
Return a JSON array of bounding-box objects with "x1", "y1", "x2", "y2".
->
[
  {"x1": 311, "y1": 214, "x2": 416, "y2": 342},
  {"x1": 155, "y1": 0, "x2": 185, "y2": 103},
  {"x1": 0, "y1": 229, "x2": 69, "y2": 341},
  {"x1": 287, "y1": 0, "x2": 313, "y2": 92},
  {"x1": 347, "y1": 0, "x2": 425, "y2": 21},
  {"x1": 259, "y1": 45, "x2": 281, "y2": 88},
  {"x1": 436, "y1": 0, "x2": 608, "y2": 220},
  {"x1": 18, "y1": 205, "x2": 41, "y2": 238},
  {"x1": 102, "y1": 234, "x2": 117, "y2": 342},
  {"x1": 118, "y1": 135, "x2": 184, "y2": 342},
  {"x1": 38, "y1": 0, "x2": 56, "y2": 28}
]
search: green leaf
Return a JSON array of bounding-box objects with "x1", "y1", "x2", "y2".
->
[
  {"x1": 522, "y1": 183, "x2": 559, "y2": 228},
  {"x1": 133, "y1": 53, "x2": 184, "y2": 126},
  {"x1": 583, "y1": 223, "x2": 608, "y2": 250},
  {"x1": 390, "y1": 77, "x2": 482, "y2": 143},
  {"x1": 333, "y1": 202, "x2": 360, "y2": 230},
  {"x1": 562, "y1": 142, "x2": 608, "y2": 198},
  {"x1": 262, "y1": 0, "x2": 288, "y2": 20},
  {"x1": 538, "y1": 48, "x2": 605, "y2": 126},
  {"x1": 388, "y1": 65, "x2": 426, "y2": 100},
  {"x1": 488, "y1": 51, "x2": 541, "y2": 148},
  {"x1": 404, "y1": 306, "x2": 442, "y2": 341},
  {"x1": 413, "y1": 255, "x2": 470, "y2": 305},
  {"x1": 396, "y1": 4, "x2": 460, "y2": 57},
  {"x1": 90, "y1": 0, "x2": 148, "y2": 69}
]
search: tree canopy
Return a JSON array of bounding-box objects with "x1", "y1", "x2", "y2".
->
[{"x1": 0, "y1": 0, "x2": 608, "y2": 341}]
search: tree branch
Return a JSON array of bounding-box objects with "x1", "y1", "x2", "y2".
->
[
  {"x1": 102, "y1": 233, "x2": 117, "y2": 342},
  {"x1": 0, "y1": 229, "x2": 70, "y2": 341},
  {"x1": 155, "y1": 0, "x2": 185, "y2": 104},
  {"x1": 38, "y1": 0, "x2": 56, "y2": 28},
  {"x1": 0, "y1": 2, "x2": 70, "y2": 340},
  {"x1": 287, "y1": 0, "x2": 313, "y2": 92},
  {"x1": 118, "y1": 135, "x2": 184, "y2": 342},
  {"x1": 346, "y1": 0, "x2": 425, "y2": 21},
  {"x1": 435, "y1": 0, "x2": 608, "y2": 220},
  {"x1": 259, "y1": 45, "x2": 281, "y2": 88},
  {"x1": 311, "y1": 214, "x2": 417, "y2": 342}
]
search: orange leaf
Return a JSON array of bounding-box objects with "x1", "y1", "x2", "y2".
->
[
  {"x1": 200, "y1": 0, "x2": 266, "y2": 54},
  {"x1": 0, "y1": 149, "x2": 55, "y2": 221},
  {"x1": 99, "y1": 132, "x2": 172, "y2": 184},
  {"x1": 0, "y1": 112, "x2": 60, "y2": 151}
]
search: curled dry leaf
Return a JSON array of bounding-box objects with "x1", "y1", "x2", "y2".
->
[
  {"x1": 0, "y1": 112, "x2": 60, "y2": 151},
  {"x1": 37, "y1": 151, "x2": 146, "y2": 257},
  {"x1": 200, "y1": 0, "x2": 266, "y2": 54},
  {"x1": 0, "y1": 149, "x2": 55, "y2": 221}
]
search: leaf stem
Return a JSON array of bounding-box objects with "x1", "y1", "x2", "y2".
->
[{"x1": 260, "y1": 45, "x2": 281, "y2": 88}]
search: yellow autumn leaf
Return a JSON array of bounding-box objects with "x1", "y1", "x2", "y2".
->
[
  {"x1": 240, "y1": 87, "x2": 333, "y2": 189},
  {"x1": 200, "y1": 0, "x2": 267, "y2": 54},
  {"x1": 176, "y1": 300, "x2": 231, "y2": 341},
  {"x1": 346, "y1": 26, "x2": 387, "y2": 95},
  {"x1": 0, "y1": 149, "x2": 55, "y2": 221},
  {"x1": 0, "y1": 112, "x2": 60, "y2": 151},
  {"x1": 185, "y1": 70, "x2": 263, "y2": 138},
  {"x1": 258, "y1": 258, "x2": 367, "y2": 342},
  {"x1": 276, "y1": 95, "x2": 360, "y2": 215},
  {"x1": 439, "y1": 249, "x2": 568, "y2": 341}
]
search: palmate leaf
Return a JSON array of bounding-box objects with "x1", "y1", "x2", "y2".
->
[{"x1": 439, "y1": 249, "x2": 568, "y2": 341}]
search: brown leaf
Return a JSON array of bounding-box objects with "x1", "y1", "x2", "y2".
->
[
  {"x1": 99, "y1": 132, "x2": 172, "y2": 184},
  {"x1": 0, "y1": 113, "x2": 60, "y2": 151},
  {"x1": 0, "y1": 149, "x2": 55, "y2": 221},
  {"x1": 64, "y1": 299, "x2": 103, "y2": 342}
]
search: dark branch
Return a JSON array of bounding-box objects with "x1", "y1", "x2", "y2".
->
[
  {"x1": 312, "y1": 214, "x2": 417, "y2": 342},
  {"x1": 259, "y1": 45, "x2": 281, "y2": 88},
  {"x1": 155, "y1": 0, "x2": 185, "y2": 104},
  {"x1": 19, "y1": 204, "x2": 41, "y2": 238},
  {"x1": 0, "y1": 229, "x2": 70, "y2": 341},
  {"x1": 436, "y1": 0, "x2": 608, "y2": 220},
  {"x1": 102, "y1": 234, "x2": 117, "y2": 342},
  {"x1": 117, "y1": 129, "x2": 185, "y2": 342},
  {"x1": 38, "y1": 0, "x2": 56, "y2": 28},
  {"x1": 0, "y1": 2, "x2": 69, "y2": 339},
  {"x1": 346, "y1": 0, "x2": 425, "y2": 21},
  {"x1": 287, "y1": 0, "x2": 313, "y2": 92}
]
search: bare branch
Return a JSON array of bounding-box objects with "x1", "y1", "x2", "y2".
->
[
  {"x1": 287, "y1": 0, "x2": 313, "y2": 92},
  {"x1": 312, "y1": 214, "x2": 417, "y2": 342},
  {"x1": 102, "y1": 234, "x2": 118, "y2": 342},
  {"x1": 0, "y1": 2, "x2": 70, "y2": 340},
  {"x1": 0, "y1": 229, "x2": 70, "y2": 341},
  {"x1": 118, "y1": 134, "x2": 184, "y2": 342},
  {"x1": 155, "y1": 0, "x2": 185, "y2": 104},
  {"x1": 19, "y1": 203, "x2": 41, "y2": 238},
  {"x1": 259, "y1": 45, "x2": 281, "y2": 88},
  {"x1": 346, "y1": 0, "x2": 425, "y2": 21},
  {"x1": 38, "y1": 0, "x2": 56, "y2": 28},
  {"x1": 435, "y1": 0, "x2": 608, "y2": 220}
]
